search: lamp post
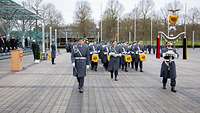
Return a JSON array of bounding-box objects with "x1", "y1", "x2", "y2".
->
[
  {"x1": 49, "y1": 27, "x2": 52, "y2": 51},
  {"x1": 42, "y1": 23, "x2": 45, "y2": 54},
  {"x1": 134, "y1": 11, "x2": 137, "y2": 42},
  {"x1": 55, "y1": 29, "x2": 57, "y2": 51}
]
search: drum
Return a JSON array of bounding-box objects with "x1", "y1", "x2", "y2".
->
[
  {"x1": 124, "y1": 55, "x2": 132, "y2": 63},
  {"x1": 107, "y1": 55, "x2": 111, "y2": 62},
  {"x1": 139, "y1": 53, "x2": 147, "y2": 62},
  {"x1": 92, "y1": 54, "x2": 99, "y2": 63}
]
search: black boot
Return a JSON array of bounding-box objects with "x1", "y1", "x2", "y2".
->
[
  {"x1": 163, "y1": 84, "x2": 167, "y2": 89},
  {"x1": 79, "y1": 88, "x2": 84, "y2": 93},
  {"x1": 111, "y1": 72, "x2": 113, "y2": 79},
  {"x1": 171, "y1": 86, "x2": 177, "y2": 93}
]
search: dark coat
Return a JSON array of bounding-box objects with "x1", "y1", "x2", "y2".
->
[
  {"x1": 71, "y1": 44, "x2": 90, "y2": 77},
  {"x1": 89, "y1": 44, "x2": 98, "y2": 61},
  {"x1": 133, "y1": 44, "x2": 140, "y2": 62},
  {"x1": 160, "y1": 47, "x2": 177, "y2": 79},
  {"x1": 108, "y1": 46, "x2": 121, "y2": 72},
  {"x1": 119, "y1": 45, "x2": 129, "y2": 65},
  {"x1": 102, "y1": 46, "x2": 109, "y2": 64},
  {"x1": 51, "y1": 44, "x2": 56, "y2": 58},
  {"x1": 160, "y1": 61, "x2": 176, "y2": 79}
]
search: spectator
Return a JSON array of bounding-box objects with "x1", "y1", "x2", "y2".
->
[
  {"x1": 31, "y1": 40, "x2": 37, "y2": 61},
  {"x1": 0, "y1": 35, "x2": 4, "y2": 53}
]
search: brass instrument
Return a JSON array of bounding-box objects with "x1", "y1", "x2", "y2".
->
[
  {"x1": 124, "y1": 55, "x2": 132, "y2": 63},
  {"x1": 92, "y1": 54, "x2": 99, "y2": 63}
]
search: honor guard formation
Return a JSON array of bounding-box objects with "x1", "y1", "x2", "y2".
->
[
  {"x1": 1, "y1": 0, "x2": 200, "y2": 112},
  {"x1": 69, "y1": 37, "x2": 153, "y2": 93}
]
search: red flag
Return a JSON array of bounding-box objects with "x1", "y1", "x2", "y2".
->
[{"x1": 156, "y1": 34, "x2": 161, "y2": 59}]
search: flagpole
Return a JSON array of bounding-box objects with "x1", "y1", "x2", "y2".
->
[
  {"x1": 150, "y1": 17, "x2": 153, "y2": 47},
  {"x1": 100, "y1": 1, "x2": 103, "y2": 42},
  {"x1": 134, "y1": 11, "x2": 137, "y2": 42}
]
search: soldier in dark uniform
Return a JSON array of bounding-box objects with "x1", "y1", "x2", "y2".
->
[
  {"x1": 71, "y1": 38, "x2": 90, "y2": 93},
  {"x1": 89, "y1": 42, "x2": 99, "y2": 71},
  {"x1": 120, "y1": 43, "x2": 129, "y2": 72},
  {"x1": 130, "y1": 42, "x2": 136, "y2": 69},
  {"x1": 134, "y1": 41, "x2": 146, "y2": 72},
  {"x1": 108, "y1": 41, "x2": 121, "y2": 81},
  {"x1": 102, "y1": 44, "x2": 110, "y2": 70},
  {"x1": 160, "y1": 42, "x2": 178, "y2": 93},
  {"x1": 51, "y1": 42, "x2": 56, "y2": 65}
]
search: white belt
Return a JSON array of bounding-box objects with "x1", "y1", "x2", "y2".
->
[
  {"x1": 164, "y1": 59, "x2": 174, "y2": 62},
  {"x1": 75, "y1": 57, "x2": 86, "y2": 60}
]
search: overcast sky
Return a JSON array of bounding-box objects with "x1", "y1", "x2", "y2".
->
[{"x1": 15, "y1": 0, "x2": 200, "y2": 25}]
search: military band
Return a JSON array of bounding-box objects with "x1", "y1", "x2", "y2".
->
[{"x1": 69, "y1": 37, "x2": 185, "y2": 94}]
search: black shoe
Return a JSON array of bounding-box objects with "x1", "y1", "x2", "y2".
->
[
  {"x1": 79, "y1": 88, "x2": 84, "y2": 93},
  {"x1": 140, "y1": 70, "x2": 143, "y2": 72},
  {"x1": 115, "y1": 78, "x2": 118, "y2": 81},
  {"x1": 95, "y1": 69, "x2": 97, "y2": 71},
  {"x1": 125, "y1": 70, "x2": 128, "y2": 72},
  {"x1": 171, "y1": 87, "x2": 177, "y2": 93},
  {"x1": 163, "y1": 84, "x2": 167, "y2": 89}
]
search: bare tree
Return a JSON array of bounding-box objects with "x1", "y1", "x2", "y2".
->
[
  {"x1": 138, "y1": 0, "x2": 154, "y2": 41},
  {"x1": 74, "y1": 1, "x2": 95, "y2": 37},
  {"x1": 167, "y1": 0, "x2": 182, "y2": 11},
  {"x1": 102, "y1": 0, "x2": 123, "y2": 41},
  {"x1": 188, "y1": 7, "x2": 200, "y2": 29},
  {"x1": 41, "y1": 3, "x2": 64, "y2": 26}
]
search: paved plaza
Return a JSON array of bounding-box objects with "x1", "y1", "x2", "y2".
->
[{"x1": 0, "y1": 49, "x2": 200, "y2": 113}]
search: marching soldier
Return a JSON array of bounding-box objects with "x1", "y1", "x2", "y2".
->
[
  {"x1": 89, "y1": 42, "x2": 99, "y2": 71},
  {"x1": 130, "y1": 42, "x2": 136, "y2": 69},
  {"x1": 108, "y1": 41, "x2": 121, "y2": 81},
  {"x1": 134, "y1": 41, "x2": 145, "y2": 72},
  {"x1": 160, "y1": 42, "x2": 178, "y2": 93},
  {"x1": 102, "y1": 43, "x2": 110, "y2": 70},
  {"x1": 120, "y1": 42, "x2": 129, "y2": 72},
  {"x1": 71, "y1": 38, "x2": 90, "y2": 93}
]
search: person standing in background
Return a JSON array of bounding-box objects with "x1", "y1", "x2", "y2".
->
[{"x1": 51, "y1": 42, "x2": 56, "y2": 65}]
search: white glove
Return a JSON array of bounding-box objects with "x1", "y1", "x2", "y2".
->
[
  {"x1": 86, "y1": 65, "x2": 90, "y2": 69},
  {"x1": 72, "y1": 63, "x2": 75, "y2": 67}
]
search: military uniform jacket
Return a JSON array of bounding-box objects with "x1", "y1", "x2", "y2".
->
[
  {"x1": 108, "y1": 46, "x2": 121, "y2": 72},
  {"x1": 119, "y1": 45, "x2": 129, "y2": 64},
  {"x1": 71, "y1": 44, "x2": 90, "y2": 77},
  {"x1": 89, "y1": 45, "x2": 98, "y2": 54},
  {"x1": 102, "y1": 46, "x2": 110, "y2": 64},
  {"x1": 160, "y1": 48, "x2": 177, "y2": 79}
]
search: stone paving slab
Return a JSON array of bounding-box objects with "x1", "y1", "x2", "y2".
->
[{"x1": 0, "y1": 49, "x2": 199, "y2": 113}]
